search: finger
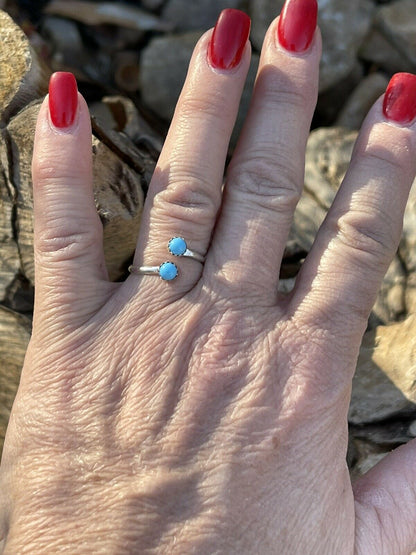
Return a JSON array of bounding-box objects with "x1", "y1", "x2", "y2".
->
[
  {"x1": 128, "y1": 9, "x2": 251, "y2": 293},
  {"x1": 353, "y1": 439, "x2": 416, "y2": 554},
  {"x1": 32, "y1": 73, "x2": 109, "y2": 327},
  {"x1": 292, "y1": 73, "x2": 416, "y2": 350},
  {"x1": 210, "y1": 0, "x2": 320, "y2": 297}
]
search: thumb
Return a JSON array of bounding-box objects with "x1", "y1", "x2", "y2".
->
[{"x1": 353, "y1": 439, "x2": 416, "y2": 554}]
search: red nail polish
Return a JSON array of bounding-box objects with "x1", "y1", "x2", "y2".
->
[
  {"x1": 49, "y1": 72, "x2": 78, "y2": 128},
  {"x1": 277, "y1": 0, "x2": 318, "y2": 53},
  {"x1": 209, "y1": 9, "x2": 251, "y2": 70},
  {"x1": 383, "y1": 73, "x2": 416, "y2": 125}
]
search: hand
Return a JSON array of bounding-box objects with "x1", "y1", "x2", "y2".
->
[{"x1": 1, "y1": 3, "x2": 416, "y2": 553}]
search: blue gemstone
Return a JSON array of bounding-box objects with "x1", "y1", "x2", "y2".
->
[
  {"x1": 168, "y1": 237, "x2": 187, "y2": 256},
  {"x1": 159, "y1": 261, "x2": 178, "y2": 280}
]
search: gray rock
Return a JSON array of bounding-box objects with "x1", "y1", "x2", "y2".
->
[
  {"x1": 141, "y1": 0, "x2": 165, "y2": 10},
  {"x1": 352, "y1": 420, "x2": 414, "y2": 446},
  {"x1": 140, "y1": 32, "x2": 201, "y2": 121},
  {"x1": 359, "y1": 28, "x2": 415, "y2": 74},
  {"x1": 375, "y1": 0, "x2": 416, "y2": 69},
  {"x1": 336, "y1": 73, "x2": 389, "y2": 130},
  {"x1": 140, "y1": 31, "x2": 259, "y2": 149},
  {"x1": 162, "y1": 0, "x2": 244, "y2": 31},
  {"x1": 249, "y1": 0, "x2": 285, "y2": 51},
  {"x1": 249, "y1": 0, "x2": 374, "y2": 92},
  {"x1": 318, "y1": 0, "x2": 374, "y2": 92},
  {"x1": 41, "y1": 16, "x2": 84, "y2": 69},
  {"x1": 408, "y1": 420, "x2": 416, "y2": 437},
  {"x1": 315, "y1": 63, "x2": 363, "y2": 126}
]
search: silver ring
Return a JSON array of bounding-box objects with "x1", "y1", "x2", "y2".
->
[
  {"x1": 128, "y1": 261, "x2": 178, "y2": 281},
  {"x1": 168, "y1": 237, "x2": 205, "y2": 263},
  {"x1": 128, "y1": 237, "x2": 205, "y2": 281}
]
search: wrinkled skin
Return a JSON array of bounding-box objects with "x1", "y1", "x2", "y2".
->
[{"x1": 1, "y1": 15, "x2": 416, "y2": 555}]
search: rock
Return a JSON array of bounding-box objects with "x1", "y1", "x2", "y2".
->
[
  {"x1": 140, "y1": 32, "x2": 201, "y2": 121},
  {"x1": 349, "y1": 315, "x2": 416, "y2": 425},
  {"x1": 370, "y1": 255, "x2": 406, "y2": 326},
  {"x1": 0, "y1": 9, "x2": 49, "y2": 126},
  {"x1": 375, "y1": 0, "x2": 416, "y2": 70},
  {"x1": 352, "y1": 450, "x2": 389, "y2": 478},
  {"x1": 318, "y1": 0, "x2": 374, "y2": 92},
  {"x1": 113, "y1": 50, "x2": 140, "y2": 92},
  {"x1": 304, "y1": 127, "x2": 356, "y2": 209},
  {"x1": 41, "y1": 16, "x2": 85, "y2": 70},
  {"x1": 249, "y1": 0, "x2": 285, "y2": 50},
  {"x1": 336, "y1": 73, "x2": 389, "y2": 130},
  {"x1": 359, "y1": 28, "x2": 415, "y2": 74},
  {"x1": 351, "y1": 419, "x2": 414, "y2": 447},
  {"x1": 0, "y1": 306, "x2": 31, "y2": 452},
  {"x1": 400, "y1": 179, "x2": 416, "y2": 314},
  {"x1": 409, "y1": 420, "x2": 416, "y2": 437},
  {"x1": 288, "y1": 127, "x2": 356, "y2": 253},
  {"x1": 0, "y1": 137, "x2": 20, "y2": 305},
  {"x1": 140, "y1": 31, "x2": 259, "y2": 149},
  {"x1": 162, "y1": 0, "x2": 244, "y2": 32},
  {"x1": 249, "y1": 0, "x2": 374, "y2": 92},
  {"x1": 314, "y1": 63, "x2": 363, "y2": 126},
  {"x1": 141, "y1": 0, "x2": 165, "y2": 11}
]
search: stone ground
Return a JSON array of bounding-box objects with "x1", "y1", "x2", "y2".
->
[{"x1": 1, "y1": 0, "x2": 416, "y2": 483}]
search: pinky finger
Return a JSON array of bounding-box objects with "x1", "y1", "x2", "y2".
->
[{"x1": 291, "y1": 73, "x2": 416, "y2": 354}]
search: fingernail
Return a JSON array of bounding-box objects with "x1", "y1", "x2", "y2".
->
[
  {"x1": 383, "y1": 73, "x2": 416, "y2": 125},
  {"x1": 208, "y1": 9, "x2": 251, "y2": 70},
  {"x1": 48, "y1": 72, "x2": 78, "y2": 128},
  {"x1": 277, "y1": 0, "x2": 318, "y2": 53}
]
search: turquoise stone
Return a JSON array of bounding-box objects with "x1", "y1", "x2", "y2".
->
[
  {"x1": 159, "y1": 261, "x2": 178, "y2": 280},
  {"x1": 168, "y1": 237, "x2": 187, "y2": 256}
]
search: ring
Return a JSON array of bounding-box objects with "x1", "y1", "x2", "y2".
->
[
  {"x1": 128, "y1": 237, "x2": 205, "y2": 281},
  {"x1": 128, "y1": 261, "x2": 179, "y2": 281},
  {"x1": 168, "y1": 237, "x2": 205, "y2": 263}
]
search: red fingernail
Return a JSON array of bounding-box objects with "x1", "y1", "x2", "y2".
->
[
  {"x1": 277, "y1": 0, "x2": 318, "y2": 53},
  {"x1": 208, "y1": 9, "x2": 251, "y2": 70},
  {"x1": 383, "y1": 73, "x2": 416, "y2": 125},
  {"x1": 48, "y1": 72, "x2": 78, "y2": 128}
]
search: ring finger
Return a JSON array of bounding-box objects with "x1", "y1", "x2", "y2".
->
[{"x1": 211, "y1": 0, "x2": 320, "y2": 298}]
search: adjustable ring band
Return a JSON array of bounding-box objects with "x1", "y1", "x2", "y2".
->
[
  {"x1": 128, "y1": 237, "x2": 205, "y2": 281},
  {"x1": 168, "y1": 237, "x2": 205, "y2": 263},
  {"x1": 128, "y1": 262, "x2": 178, "y2": 281}
]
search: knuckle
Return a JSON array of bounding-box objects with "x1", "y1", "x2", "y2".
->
[
  {"x1": 36, "y1": 220, "x2": 102, "y2": 262},
  {"x1": 232, "y1": 148, "x2": 302, "y2": 212},
  {"x1": 154, "y1": 178, "x2": 219, "y2": 227},
  {"x1": 334, "y1": 209, "x2": 397, "y2": 264}
]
